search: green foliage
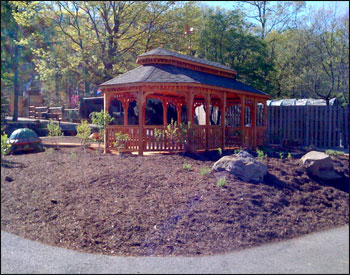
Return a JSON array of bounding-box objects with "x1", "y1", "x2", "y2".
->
[
  {"x1": 325, "y1": 150, "x2": 345, "y2": 156},
  {"x1": 90, "y1": 111, "x2": 114, "y2": 153},
  {"x1": 1, "y1": 132, "x2": 11, "y2": 156},
  {"x1": 76, "y1": 120, "x2": 91, "y2": 151},
  {"x1": 279, "y1": 152, "x2": 285, "y2": 159},
  {"x1": 47, "y1": 119, "x2": 63, "y2": 137},
  {"x1": 217, "y1": 147, "x2": 222, "y2": 156},
  {"x1": 217, "y1": 177, "x2": 226, "y2": 188},
  {"x1": 256, "y1": 149, "x2": 266, "y2": 159},
  {"x1": 183, "y1": 163, "x2": 191, "y2": 171},
  {"x1": 234, "y1": 149, "x2": 241, "y2": 154},
  {"x1": 287, "y1": 152, "x2": 292, "y2": 159},
  {"x1": 113, "y1": 132, "x2": 130, "y2": 154},
  {"x1": 200, "y1": 166, "x2": 211, "y2": 176},
  {"x1": 154, "y1": 119, "x2": 193, "y2": 152}
]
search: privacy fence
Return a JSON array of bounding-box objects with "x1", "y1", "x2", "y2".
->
[{"x1": 266, "y1": 106, "x2": 349, "y2": 149}]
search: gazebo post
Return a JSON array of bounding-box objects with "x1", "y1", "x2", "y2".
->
[
  {"x1": 162, "y1": 99, "x2": 168, "y2": 126},
  {"x1": 122, "y1": 101, "x2": 129, "y2": 126},
  {"x1": 103, "y1": 91, "x2": 108, "y2": 154},
  {"x1": 186, "y1": 91, "x2": 194, "y2": 151},
  {"x1": 221, "y1": 92, "x2": 226, "y2": 152},
  {"x1": 137, "y1": 91, "x2": 144, "y2": 156},
  {"x1": 240, "y1": 95, "x2": 246, "y2": 147},
  {"x1": 205, "y1": 91, "x2": 210, "y2": 151},
  {"x1": 176, "y1": 103, "x2": 182, "y2": 124},
  {"x1": 253, "y1": 98, "x2": 257, "y2": 149}
]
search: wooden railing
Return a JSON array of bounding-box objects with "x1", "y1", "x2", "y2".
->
[
  {"x1": 105, "y1": 124, "x2": 265, "y2": 153},
  {"x1": 225, "y1": 126, "x2": 242, "y2": 147},
  {"x1": 106, "y1": 125, "x2": 140, "y2": 151}
]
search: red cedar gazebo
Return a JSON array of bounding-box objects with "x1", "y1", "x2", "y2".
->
[{"x1": 100, "y1": 48, "x2": 269, "y2": 155}]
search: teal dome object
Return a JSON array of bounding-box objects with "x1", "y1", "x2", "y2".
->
[{"x1": 8, "y1": 128, "x2": 41, "y2": 145}]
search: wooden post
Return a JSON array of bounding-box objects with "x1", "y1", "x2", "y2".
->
[
  {"x1": 205, "y1": 91, "x2": 210, "y2": 151},
  {"x1": 186, "y1": 91, "x2": 194, "y2": 152},
  {"x1": 177, "y1": 103, "x2": 182, "y2": 124},
  {"x1": 162, "y1": 99, "x2": 168, "y2": 125},
  {"x1": 222, "y1": 92, "x2": 226, "y2": 151},
  {"x1": 103, "y1": 92, "x2": 108, "y2": 154},
  {"x1": 122, "y1": 101, "x2": 129, "y2": 126},
  {"x1": 240, "y1": 95, "x2": 245, "y2": 147},
  {"x1": 253, "y1": 98, "x2": 257, "y2": 149},
  {"x1": 137, "y1": 91, "x2": 144, "y2": 156}
]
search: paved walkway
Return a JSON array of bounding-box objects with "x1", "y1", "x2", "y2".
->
[{"x1": 1, "y1": 225, "x2": 349, "y2": 274}]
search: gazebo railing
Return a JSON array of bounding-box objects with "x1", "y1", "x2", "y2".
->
[
  {"x1": 144, "y1": 126, "x2": 184, "y2": 151},
  {"x1": 106, "y1": 125, "x2": 140, "y2": 151}
]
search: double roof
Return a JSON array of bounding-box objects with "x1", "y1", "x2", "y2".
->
[{"x1": 100, "y1": 48, "x2": 267, "y2": 97}]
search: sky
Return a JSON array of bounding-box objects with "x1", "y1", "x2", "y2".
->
[{"x1": 202, "y1": 1, "x2": 349, "y2": 16}]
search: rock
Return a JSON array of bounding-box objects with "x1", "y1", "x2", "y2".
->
[
  {"x1": 5, "y1": 176, "x2": 13, "y2": 182},
  {"x1": 212, "y1": 151, "x2": 267, "y2": 183},
  {"x1": 300, "y1": 151, "x2": 342, "y2": 180}
]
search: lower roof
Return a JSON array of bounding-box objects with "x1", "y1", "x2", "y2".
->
[{"x1": 100, "y1": 64, "x2": 267, "y2": 97}]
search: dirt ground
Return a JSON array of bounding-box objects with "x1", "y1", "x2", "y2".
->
[{"x1": 1, "y1": 142, "x2": 349, "y2": 257}]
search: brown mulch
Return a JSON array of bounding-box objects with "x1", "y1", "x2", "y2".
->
[{"x1": 1, "y1": 145, "x2": 349, "y2": 257}]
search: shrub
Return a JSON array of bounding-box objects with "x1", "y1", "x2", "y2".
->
[
  {"x1": 1, "y1": 132, "x2": 11, "y2": 156},
  {"x1": 325, "y1": 149, "x2": 344, "y2": 156},
  {"x1": 47, "y1": 119, "x2": 63, "y2": 149},
  {"x1": 154, "y1": 119, "x2": 193, "y2": 152},
  {"x1": 217, "y1": 177, "x2": 226, "y2": 187},
  {"x1": 76, "y1": 120, "x2": 91, "y2": 151},
  {"x1": 113, "y1": 132, "x2": 130, "y2": 155},
  {"x1": 256, "y1": 149, "x2": 266, "y2": 159},
  {"x1": 183, "y1": 163, "x2": 191, "y2": 171},
  {"x1": 200, "y1": 166, "x2": 211, "y2": 176},
  {"x1": 90, "y1": 111, "x2": 114, "y2": 154},
  {"x1": 287, "y1": 152, "x2": 292, "y2": 159},
  {"x1": 279, "y1": 152, "x2": 284, "y2": 159},
  {"x1": 217, "y1": 147, "x2": 222, "y2": 156}
]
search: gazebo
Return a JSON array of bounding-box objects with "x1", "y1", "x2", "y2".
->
[{"x1": 100, "y1": 48, "x2": 269, "y2": 155}]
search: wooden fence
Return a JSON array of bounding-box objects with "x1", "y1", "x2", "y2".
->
[{"x1": 267, "y1": 106, "x2": 349, "y2": 149}]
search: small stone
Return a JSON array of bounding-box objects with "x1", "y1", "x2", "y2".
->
[{"x1": 5, "y1": 176, "x2": 13, "y2": 182}]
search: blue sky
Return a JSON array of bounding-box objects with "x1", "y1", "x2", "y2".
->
[{"x1": 202, "y1": 1, "x2": 349, "y2": 16}]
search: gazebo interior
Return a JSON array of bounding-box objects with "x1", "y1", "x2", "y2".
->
[{"x1": 100, "y1": 48, "x2": 269, "y2": 155}]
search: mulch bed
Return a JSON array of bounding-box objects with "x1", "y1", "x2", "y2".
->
[{"x1": 1, "y1": 144, "x2": 349, "y2": 257}]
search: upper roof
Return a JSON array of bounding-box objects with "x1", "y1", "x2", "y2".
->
[
  {"x1": 137, "y1": 47, "x2": 236, "y2": 74},
  {"x1": 100, "y1": 64, "x2": 267, "y2": 96}
]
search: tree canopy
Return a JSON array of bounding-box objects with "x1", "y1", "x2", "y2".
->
[{"x1": 1, "y1": 0, "x2": 349, "y2": 118}]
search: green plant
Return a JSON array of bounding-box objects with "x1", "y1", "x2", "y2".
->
[
  {"x1": 200, "y1": 166, "x2": 211, "y2": 176},
  {"x1": 287, "y1": 152, "x2": 292, "y2": 159},
  {"x1": 325, "y1": 149, "x2": 345, "y2": 156},
  {"x1": 154, "y1": 119, "x2": 193, "y2": 152},
  {"x1": 217, "y1": 177, "x2": 226, "y2": 187},
  {"x1": 76, "y1": 120, "x2": 91, "y2": 151},
  {"x1": 90, "y1": 111, "x2": 114, "y2": 154},
  {"x1": 279, "y1": 152, "x2": 284, "y2": 159},
  {"x1": 256, "y1": 149, "x2": 266, "y2": 159},
  {"x1": 234, "y1": 149, "x2": 241, "y2": 154},
  {"x1": 113, "y1": 132, "x2": 130, "y2": 155},
  {"x1": 217, "y1": 147, "x2": 222, "y2": 156},
  {"x1": 47, "y1": 119, "x2": 63, "y2": 149},
  {"x1": 1, "y1": 132, "x2": 11, "y2": 156},
  {"x1": 183, "y1": 163, "x2": 191, "y2": 171}
]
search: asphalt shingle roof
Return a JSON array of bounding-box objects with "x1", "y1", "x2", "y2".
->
[
  {"x1": 138, "y1": 48, "x2": 236, "y2": 72},
  {"x1": 100, "y1": 64, "x2": 267, "y2": 96}
]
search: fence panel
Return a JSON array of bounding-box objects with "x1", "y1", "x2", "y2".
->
[{"x1": 267, "y1": 106, "x2": 348, "y2": 149}]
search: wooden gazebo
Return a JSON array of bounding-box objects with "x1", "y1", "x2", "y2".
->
[{"x1": 100, "y1": 48, "x2": 269, "y2": 155}]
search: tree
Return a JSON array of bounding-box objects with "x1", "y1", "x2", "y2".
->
[{"x1": 233, "y1": 1, "x2": 306, "y2": 39}]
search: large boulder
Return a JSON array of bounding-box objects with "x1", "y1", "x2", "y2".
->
[
  {"x1": 300, "y1": 151, "x2": 341, "y2": 180},
  {"x1": 212, "y1": 151, "x2": 267, "y2": 183}
]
